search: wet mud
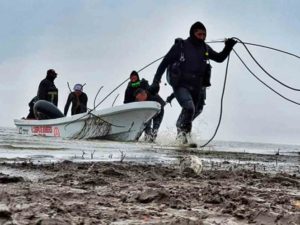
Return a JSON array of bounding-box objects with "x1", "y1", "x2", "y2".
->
[{"x1": 0, "y1": 160, "x2": 299, "y2": 225}]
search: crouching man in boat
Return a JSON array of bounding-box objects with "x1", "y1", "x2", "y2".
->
[
  {"x1": 124, "y1": 71, "x2": 165, "y2": 142},
  {"x1": 64, "y1": 84, "x2": 88, "y2": 116},
  {"x1": 26, "y1": 96, "x2": 38, "y2": 119}
]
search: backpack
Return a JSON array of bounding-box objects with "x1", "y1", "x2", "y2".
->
[
  {"x1": 166, "y1": 38, "x2": 212, "y2": 88},
  {"x1": 166, "y1": 38, "x2": 185, "y2": 88}
]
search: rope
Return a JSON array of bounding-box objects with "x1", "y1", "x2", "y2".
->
[
  {"x1": 93, "y1": 86, "x2": 104, "y2": 108},
  {"x1": 200, "y1": 54, "x2": 231, "y2": 148},
  {"x1": 233, "y1": 37, "x2": 300, "y2": 91},
  {"x1": 93, "y1": 56, "x2": 165, "y2": 110},
  {"x1": 207, "y1": 39, "x2": 300, "y2": 60},
  {"x1": 233, "y1": 49, "x2": 300, "y2": 105},
  {"x1": 236, "y1": 40, "x2": 300, "y2": 60},
  {"x1": 112, "y1": 94, "x2": 120, "y2": 107},
  {"x1": 198, "y1": 38, "x2": 300, "y2": 147}
]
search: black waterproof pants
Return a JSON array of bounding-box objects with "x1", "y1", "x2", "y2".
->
[
  {"x1": 144, "y1": 108, "x2": 164, "y2": 134},
  {"x1": 193, "y1": 87, "x2": 206, "y2": 120},
  {"x1": 173, "y1": 86, "x2": 206, "y2": 133},
  {"x1": 144, "y1": 95, "x2": 165, "y2": 135}
]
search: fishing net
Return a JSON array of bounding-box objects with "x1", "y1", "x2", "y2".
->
[{"x1": 71, "y1": 114, "x2": 111, "y2": 139}]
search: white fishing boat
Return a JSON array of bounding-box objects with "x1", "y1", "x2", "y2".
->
[{"x1": 14, "y1": 101, "x2": 161, "y2": 141}]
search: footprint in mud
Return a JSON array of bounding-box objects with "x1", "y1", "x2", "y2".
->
[
  {"x1": 101, "y1": 168, "x2": 127, "y2": 177},
  {"x1": 0, "y1": 175, "x2": 24, "y2": 184},
  {"x1": 80, "y1": 177, "x2": 109, "y2": 186},
  {"x1": 137, "y1": 188, "x2": 169, "y2": 203}
]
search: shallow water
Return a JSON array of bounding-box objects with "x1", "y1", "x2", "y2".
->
[{"x1": 0, "y1": 127, "x2": 299, "y2": 174}]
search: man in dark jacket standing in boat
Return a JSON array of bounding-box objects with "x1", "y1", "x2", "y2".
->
[
  {"x1": 37, "y1": 69, "x2": 59, "y2": 106},
  {"x1": 124, "y1": 71, "x2": 164, "y2": 142},
  {"x1": 64, "y1": 84, "x2": 88, "y2": 116},
  {"x1": 150, "y1": 21, "x2": 237, "y2": 144}
]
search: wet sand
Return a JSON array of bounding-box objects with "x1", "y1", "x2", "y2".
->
[{"x1": 0, "y1": 158, "x2": 299, "y2": 225}]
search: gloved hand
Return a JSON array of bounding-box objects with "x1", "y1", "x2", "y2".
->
[
  {"x1": 225, "y1": 38, "x2": 237, "y2": 49},
  {"x1": 166, "y1": 94, "x2": 174, "y2": 104},
  {"x1": 149, "y1": 80, "x2": 160, "y2": 95}
]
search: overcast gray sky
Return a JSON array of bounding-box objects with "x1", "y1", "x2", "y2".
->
[{"x1": 1, "y1": 0, "x2": 300, "y2": 145}]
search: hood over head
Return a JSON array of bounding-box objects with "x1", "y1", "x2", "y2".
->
[{"x1": 189, "y1": 21, "x2": 206, "y2": 37}]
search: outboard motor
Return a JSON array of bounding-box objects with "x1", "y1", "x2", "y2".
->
[{"x1": 33, "y1": 100, "x2": 64, "y2": 120}]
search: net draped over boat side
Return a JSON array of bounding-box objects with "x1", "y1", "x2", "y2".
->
[{"x1": 71, "y1": 115, "x2": 111, "y2": 139}]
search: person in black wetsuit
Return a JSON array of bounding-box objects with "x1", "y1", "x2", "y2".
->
[
  {"x1": 37, "y1": 69, "x2": 59, "y2": 106},
  {"x1": 64, "y1": 84, "x2": 88, "y2": 116},
  {"x1": 26, "y1": 96, "x2": 38, "y2": 119},
  {"x1": 150, "y1": 21, "x2": 237, "y2": 144},
  {"x1": 124, "y1": 71, "x2": 164, "y2": 142},
  {"x1": 26, "y1": 69, "x2": 58, "y2": 119}
]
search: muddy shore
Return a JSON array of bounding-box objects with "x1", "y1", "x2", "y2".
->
[{"x1": 0, "y1": 158, "x2": 299, "y2": 225}]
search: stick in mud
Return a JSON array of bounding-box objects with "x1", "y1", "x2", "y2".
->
[
  {"x1": 91, "y1": 150, "x2": 96, "y2": 159},
  {"x1": 81, "y1": 150, "x2": 86, "y2": 159},
  {"x1": 119, "y1": 150, "x2": 126, "y2": 163}
]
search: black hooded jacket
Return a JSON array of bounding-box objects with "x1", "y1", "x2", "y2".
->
[
  {"x1": 37, "y1": 74, "x2": 58, "y2": 106},
  {"x1": 153, "y1": 23, "x2": 232, "y2": 89},
  {"x1": 124, "y1": 78, "x2": 151, "y2": 103}
]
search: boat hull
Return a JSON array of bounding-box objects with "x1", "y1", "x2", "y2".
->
[{"x1": 14, "y1": 101, "x2": 161, "y2": 142}]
